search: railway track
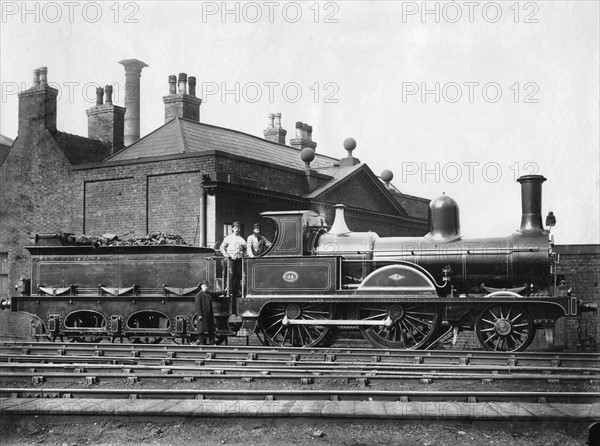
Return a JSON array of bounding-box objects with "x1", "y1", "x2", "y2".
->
[
  {"x1": 1, "y1": 342, "x2": 599, "y2": 384},
  {"x1": 3, "y1": 341, "x2": 599, "y2": 366},
  {"x1": 2, "y1": 341, "x2": 598, "y2": 420}
]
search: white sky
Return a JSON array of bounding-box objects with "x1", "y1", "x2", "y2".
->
[{"x1": 1, "y1": 1, "x2": 599, "y2": 244}]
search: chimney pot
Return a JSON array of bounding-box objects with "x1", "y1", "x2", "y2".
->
[
  {"x1": 302, "y1": 123, "x2": 309, "y2": 139},
  {"x1": 18, "y1": 66, "x2": 58, "y2": 134},
  {"x1": 95, "y1": 87, "x2": 104, "y2": 105},
  {"x1": 290, "y1": 121, "x2": 317, "y2": 151},
  {"x1": 163, "y1": 71, "x2": 202, "y2": 123},
  {"x1": 33, "y1": 69, "x2": 40, "y2": 86},
  {"x1": 188, "y1": 76, "x2": 197, "y2": 97},
  {"x1": 105, "y1": 85, "x2": 113, "y2": 105},
  {"x1": 87, "y1": 90, "x2": 125, "y2": 154},
  {"x1": 38, "y1": 67, "x2": 48, "y2": 85},
  {"x1": 168, "y1": 75, "x2": 177, "y2": 94},
  {"x1": 178, "y1": 73, "x2": 188, "y2": 94},
  {"x1": 263, "y1": 112, "x2": 286, "y2": 144}
]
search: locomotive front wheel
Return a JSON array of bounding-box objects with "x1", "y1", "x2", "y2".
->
[
  {"x1": 359, "y1": 303, "x2": 440, "y2": 349},
  {"x1": 475, "y1": 304, "x2": 535, "y2": 352},
  {"x1": 258, "y1": 302, "x2": 333, "y2": 348}
]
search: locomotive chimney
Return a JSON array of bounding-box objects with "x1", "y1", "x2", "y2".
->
[{"x1": 517, "y1": 174, "x2": 547, "y2": 233}]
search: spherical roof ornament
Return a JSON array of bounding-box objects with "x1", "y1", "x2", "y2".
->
[
  {"x1": 300, "y1": 147, "x2": 315, "y2": 166},
  {"x1": 343, "y1": 137, "x2": 357, "y2": 155},
  {"x1": 381, "y1": 170, "x2": 393, "y2": 182}
]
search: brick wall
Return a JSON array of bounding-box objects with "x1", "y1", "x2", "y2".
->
[
  {"x1": 84, "y1": 177, "x2": 139, "y2": 234},
  {"x1": 320, "y1": 174, "x2": 389, "y2": 213},
  {"x1": 148, "y1": 172, "x2": 203, "y2": 244},
  {"x1": 215, "y1": 155, "x2": 305, "y2": 196},
  {"x1": 0, "y1": 129, "x2": 76, "y2": 295},
  {"x1": 554, "y1": 245, "x2": 599, "y2": 351},
  {"x1": 74, "y1": 156, "x2": 215, "y2": 242},
  {"x1": 393, "y1": 194, "x2": 430, "y2": 220}
]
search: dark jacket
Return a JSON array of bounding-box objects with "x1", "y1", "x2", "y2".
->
[{"x1": 195, "y1": 291, "x2": 215, "y2": 334}]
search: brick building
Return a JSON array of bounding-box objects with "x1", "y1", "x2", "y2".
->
[{"x1": 0, "y1": 63, "x2": 429, "y2": 338}]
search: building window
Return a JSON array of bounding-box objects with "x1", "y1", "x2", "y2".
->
[{"x1": 0, "y1": 253, "x2": 8, "y2": 299}]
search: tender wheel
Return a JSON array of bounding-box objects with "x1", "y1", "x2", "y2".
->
[
  {"x1": 70, "y1": 336, "x2": 102, "y2": 343},
  {"x1": 130, "y1": 337, "x2": 163, "y2": 344},
  {"x1": 31, "y1": 316, "x2": 51, "y2": 342},
  {"x1": 475, "y1": 304, "x2": 535, "y2": 352},
  {"x1": 359, "y1": 303, "x2": 440, "y2": 349},
  {"x1": 259, "y1": 302, "x2": 332, "y2": 347}
]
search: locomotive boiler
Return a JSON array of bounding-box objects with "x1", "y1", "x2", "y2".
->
[{"x1": 1, "y1": 175, "x2": 595, "y2": 352}]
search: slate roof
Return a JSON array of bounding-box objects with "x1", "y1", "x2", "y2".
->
[
  {"x1": 304, "y1": 163, "x2": 411, "y2": 216},
  {"x1": 105, "y1": 118, "x2": 339, "y2": 170},
  {"x1": 53, "y1": 131, "x2": 112, "y2": 164},
  {"x1": 0, "y1": 134, "x2": 14, "y2": 166}
]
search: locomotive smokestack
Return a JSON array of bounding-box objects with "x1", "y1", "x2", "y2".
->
[{"x1": 517, "y1": 174, "x2": 547, "y2": 233}]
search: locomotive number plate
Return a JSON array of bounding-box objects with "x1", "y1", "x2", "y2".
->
[{"x1": 282, "y1": 271, "x2": 299, "y2": 283}]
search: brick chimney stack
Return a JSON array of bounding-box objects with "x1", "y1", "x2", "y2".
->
[
  {"x1": 18, "y1": 66, "x2": 58, "y2": 134},
  {"x1": 289, "y1": 121, "x2": 317, "y2": 151},
  {"x1": 118, "y1": 58, "x2": 148, "y2": 146},
  {"x1": 263, "y1": 112, "x2": 287, "y2": 144},
  {"x1": 86, "y1": 84, "x2": 126, "y2": 154},
  {"x1": 163, "y1": 72, "x2": 203, "y2": 123}
]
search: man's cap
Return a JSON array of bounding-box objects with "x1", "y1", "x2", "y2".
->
[
  {"x1": 253, "y1": 223, "x2": 261, "y2": 230},
  {"x1": 200, "y1": 281, "x2": 209, "y2": 286},
  {"x1": 232, "y1": 221, "x2": 241, "y2": 228}
]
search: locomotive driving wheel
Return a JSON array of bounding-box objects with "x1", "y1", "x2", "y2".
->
[
  {"x1": 258, "y1": 302, "x2": 333, "y2": 348},
  {"x1": 475, "y1": 304, "x2": 535, "y2": 352},
  {"x1": 359, "y1": 303, "x2": 440, "y2": 349}
]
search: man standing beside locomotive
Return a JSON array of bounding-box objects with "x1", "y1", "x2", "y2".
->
[
  {"x1": 246, "y1": 223, "x2": 272, "y2": 258},
  {"x1": 220, "y1": 222, "x2": 246, "y2": 297},
  {"x1": 194, "y1": 281, "x2": 224, "y2": 345}
]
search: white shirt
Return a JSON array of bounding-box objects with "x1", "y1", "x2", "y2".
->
[{"x1": 220, "y1": 233, "x2": 247, "y2": 260}]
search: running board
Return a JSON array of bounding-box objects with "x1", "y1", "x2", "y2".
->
[{"x1": 281, "y1": 316, "x2": 393, "y2": 327}]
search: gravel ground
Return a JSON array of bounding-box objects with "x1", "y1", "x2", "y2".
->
[{"x1": 0, "y1": 415, "x2": 592, "y2": 446}]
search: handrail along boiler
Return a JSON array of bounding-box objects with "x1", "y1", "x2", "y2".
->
[{"x1": 1, "y1": 175, "x2": 595, "y2": 351}]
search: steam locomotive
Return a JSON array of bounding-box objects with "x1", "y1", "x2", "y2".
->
[{"x1": 1, "y1": 175, "x2": 594, "y2": 351}]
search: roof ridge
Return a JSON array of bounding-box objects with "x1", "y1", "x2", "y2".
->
[
  {"x1": 176, "y1": 116, "x2": 339, "y2": 162},
  {"x1": 105, "y1": 118, "x2": 179, "y2": 161}
]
